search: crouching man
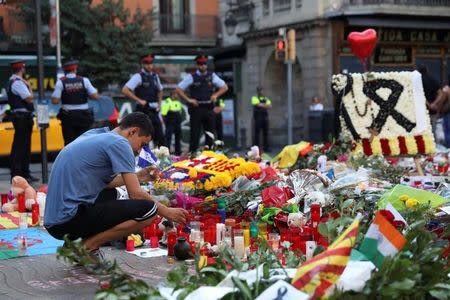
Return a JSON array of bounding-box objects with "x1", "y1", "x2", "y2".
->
[{"x1": 44, "y1": 112, "x2": 188, "y2": 260}]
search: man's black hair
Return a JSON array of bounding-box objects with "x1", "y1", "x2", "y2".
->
[{"x1": 118, "y1": 112, "x2": 154, "y2": 137}]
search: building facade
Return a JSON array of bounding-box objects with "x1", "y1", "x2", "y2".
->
[{"x1": 218, "y1": 0, "x2": 450, "y2": 148}]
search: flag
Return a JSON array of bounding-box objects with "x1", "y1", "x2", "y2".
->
[
  {"x1": 359, "y1": 211, "x2": 406, "y2": 269},
  {"x1": 292, "y1": 215, "x2": 360, "y2": 299},
  {"x1": 137, "y1": 145, "x2": 158, "y2": 168}
]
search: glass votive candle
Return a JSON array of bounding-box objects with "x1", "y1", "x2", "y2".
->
[
  {"x1": 18, "y1": 193, "x2": 26, "y2": 213},
  {"x1": 167, "y1": 232, "x2": 177, "y2": 256},
  {"x1": 19, "y1": 213, "x2": 28, "y2": 229},
  {"x1": 1, "y1": 193, "x2": 8, "y2": 205},
  {"x1": 268, "y1": 233, "x2": 280, "y2": 251},
  {"x1": 233, "y1": 229, "x2": 245, "y2": 259}
]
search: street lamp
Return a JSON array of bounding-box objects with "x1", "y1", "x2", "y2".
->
[{"x1": 224, "y1": 11, "x2": 238, "y2": 36}]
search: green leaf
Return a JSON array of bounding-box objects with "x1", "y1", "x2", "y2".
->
[
  {"x1": 342, "y1": 198, "x2": 354, "y2": 209},
  {"x1": 318, "y1": 223, "x2": 328, "y2": 237},
  {"x1": 231, "y1": 277, "x2": 253, "y2": 300},
  {"x1": 429, "y1": 290, "x2": 450, "y2": 300},
  {"x1": 388, "y1": 279, "x2": 415, "y2": 290}
]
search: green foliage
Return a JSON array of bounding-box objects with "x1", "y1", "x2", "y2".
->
[
  {"x1": 17, "y1": 0, "x2": 154, "y2": 91},
  {"x1": 349, "y1": 155, "x2": 407, "y2": 184}
]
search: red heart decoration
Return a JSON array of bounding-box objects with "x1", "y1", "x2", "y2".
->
[{"x1": 347, "y1": 29, "x2": 377, "y2": 60}]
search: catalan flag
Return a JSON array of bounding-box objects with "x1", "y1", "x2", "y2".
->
[
  {"x1": 359, "y1": 211, "x2": 406, "y2": 269},
  {"x1": 292, "y1": 215, "x2": 360, "y2": 299}
]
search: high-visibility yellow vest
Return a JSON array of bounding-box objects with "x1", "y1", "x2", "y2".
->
[
  {"x1": 215, "y1": 98, "x2": 225, "y2": 108},
  {"x1": 161, "y1": 97, "x2": 182, "y2": 116}
]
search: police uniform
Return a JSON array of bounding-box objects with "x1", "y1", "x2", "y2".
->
[
  {"x1": 214, "y1": 98, "x2": 225, "y2": 141},
  {"x1": 161, "y1": 96, "x2": 182, "y2": 155},
  {"x1": 7, "y1": 60, "x2": 35, "y2": 181},
  {"x1": 177, "y1": 56, "x2": 226, "y2": 152},
  {"x1": 125, "y1": 55, "x2": 165, "y2": 147},
  {"x1": 252, "y1": 94, "x2": 272, "y2": 151},
  {"x1": 52, "y1": 60, "x2": 97, "y2": 145}
]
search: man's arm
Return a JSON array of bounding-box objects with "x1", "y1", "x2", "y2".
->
[
  {"x1": 211, "y1": 84, "x2": 228, "y2": 102},
  {"x1": 121, "y1": 172, "x2": 188, "y2": 224},
  {"x1": 51, "y1": 79, "x2": 63, "y2": 104},
  {"x1": 122, "y1": 85, "x2": 146, "y2": 106}
]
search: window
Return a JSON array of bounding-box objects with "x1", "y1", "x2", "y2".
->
[
  {"x1": 263, "y1": 0, "x2": 270, "y2": 15},
  {"x1": 296, "y1": 0, "x2": 302, "y2": 8},
  {"x1": 273, "y1": 0, "x2": 291, "y2": 13},
  {"x1": 159, "y1": 0, "x2": 189, "y2": 34}
]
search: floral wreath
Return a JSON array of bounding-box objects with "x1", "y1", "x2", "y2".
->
[{"x1": 154, "y1": 151, "x2": 261, "y2": 191}]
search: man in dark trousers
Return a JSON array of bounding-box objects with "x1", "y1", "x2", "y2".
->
[
  {"x1": 252, "y1": 85, "x2": 272, "y2": 152},
  {"x1": 7, "y1": 60, "x2": 37, "y2": 182},
  {"x1": 161, "y1": 90, "x2": 182, "y2": 155},
  {"x1": 214, "y1": 98, "x2": 225, "y2": 142},
  {"x1": 52, "y1": 60, "x2": 99, "y2": 145},
  {"x1": 176, "y1": 55, "x2": 228, "y2": 152},
  {"x1": 122, "y1": 54, "x2": 165, "y2": 147},
  {"x1": 419, "y1": 64, "x2": 441, "y2": 138}
]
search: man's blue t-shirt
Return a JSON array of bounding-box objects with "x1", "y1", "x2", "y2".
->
[{"x1": 44, "y1": 127, "x2": 135, "y2": 226}]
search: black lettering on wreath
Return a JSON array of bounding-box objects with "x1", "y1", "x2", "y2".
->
[{"x1": 363, "y1": 79, "x2": 416, "y2": 134}]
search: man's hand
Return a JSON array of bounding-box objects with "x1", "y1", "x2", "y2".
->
[
  {"x1": 165, "y1": 207, "x2": 189, "y2": 224},
  {"x1": 210, "y1": 95, "x2": 217, "y2": 102},
  {"x1": 137, "y1": 166, "x2": 160, "y2": 183},
  {"x1": 189, "y1": 98, "x2": 199, "y2": 107},
  {"x1": 137, "y1": 99, "x2": 146, "y2": 106}
]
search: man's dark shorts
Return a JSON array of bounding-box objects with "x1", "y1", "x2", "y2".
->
[{"x1": 46, "y1": 189, "x2": 158, "y2": 240}]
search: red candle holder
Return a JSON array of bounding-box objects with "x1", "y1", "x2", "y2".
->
[
  {"x1": 1, "y1": 194, "x2": 8, "y2": 206},
  {"x1": 31, "y1": 203, "x2": 39, "y2": 226},
  {"x1": 167, "y1": 232, "x2": 177, "y2": 256},
  {"x1": 126, "y1": 239, "x2": 135, "y2": 252},
  {"x1": 17, "y1": 193, "x2": 26, "y2": 213},
  {"x1": 150, "y1": 236, "x2": 159, "y2": 248}
]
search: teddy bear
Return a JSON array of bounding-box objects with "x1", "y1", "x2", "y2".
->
[{"x1": 1, "y1": 176, "x2": 37, "y2": 212}]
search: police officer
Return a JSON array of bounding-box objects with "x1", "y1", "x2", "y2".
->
[
  {"x1": 175, "y1": 55, "x2": 228, "y2": 152},
  {"x1": 161, "y1": 90, "x2": 182, "y2": 155},
  {"x1": 252, "y1": 85, "x2": 272, "y2": 152},
  {"x1": 122, "y1": 54, "x2": 165, "y2": 147},
  {"x1": 214, "y1": 98, "x2": 225, "y2": 142},
  {"x1": 52, "y1": 60, "x2": 98, "y2": 145},
  {"x1": 7, "y1": 60, "x2": 37, "y2": 182}
]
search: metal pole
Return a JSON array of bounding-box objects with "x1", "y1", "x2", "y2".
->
[
  {"x1": 287, "y1": 60, "x2": 293, "y2": 145},
  {"x1": 35, "y1": 0, "x2": 49, "y2": 183},
  {"x1": 56, "y1": 0, "x2": 61, "y2": 69}
]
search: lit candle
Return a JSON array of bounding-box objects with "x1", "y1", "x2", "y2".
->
[
  {"x1": 234, "y1": 234, "x2": 245, "y2": 259},
  {"x1": 216, "y1": 223, "x2": 225, "y2": 245},
  {"x1": 243, "y1": 229, "x2": 250, "y2": 247}
]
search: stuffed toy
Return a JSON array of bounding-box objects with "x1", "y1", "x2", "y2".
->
[
  {"x1": 158, "y1": 218, "x2": 176, "y2": 247},
  {"x1": 287, "y1": 212, "x2": 307, "y2": 228},
  {"x1": 1, "y1": 176, "x2": 37, "y2": 212}
]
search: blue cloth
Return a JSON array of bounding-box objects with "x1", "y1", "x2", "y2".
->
[
  {"x1": 443, "y1": 113, "x2": 450, "y2": 147},
  {"x1": 44, "y1": 127, "x2": 135, "y2": 226},
  {"x1": 137, "y1": 145, "x2": 158, "y2": 168}
]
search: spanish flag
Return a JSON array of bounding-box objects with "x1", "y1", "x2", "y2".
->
[{"x1": 291, "y1": 215, "x2": 360, "y2": 299}]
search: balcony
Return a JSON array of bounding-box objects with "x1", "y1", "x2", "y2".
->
[
  {"x1": 149, "y1": 14, "x2": 219, "y2": 48},
  {"x1": 330, "y1": 0, "x2": 450, "y2": 17}
]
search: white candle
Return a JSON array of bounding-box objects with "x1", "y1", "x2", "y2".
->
[
  {"x1": 216, "y1": 223, "x2": 225, "y2": 245},
  {"x1": 234, "y1": 236, "x2": 245, "y2": 259}
]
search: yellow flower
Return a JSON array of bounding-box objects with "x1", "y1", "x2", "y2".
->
[
  {"x1": 423, "y1": 133, "x2": 435, "y2": 154},
  {"x1": 188, "y1": 168, "x2": 198, "y2": 178},
  {"x1": 371, "y1": 137, "x2": 382, "y2": 156},
  {"x1": 399, "y1": 194, "x2": 409, "y2": 202},
  {"x1": 405, "y1": 198, "x2": 418, "y2": 208},
  {"x1": 405, "y1": 136, "x2": 418, "y2": 155},
  {"x1": 389, "y1": 137, "x2": 400, "y2": 156}
]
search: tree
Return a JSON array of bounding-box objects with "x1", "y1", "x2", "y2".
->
[{"x1": 17, "y1": 0, "x2": 154, "y2": 91}]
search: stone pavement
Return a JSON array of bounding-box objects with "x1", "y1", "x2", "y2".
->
[{"x1": 0, "y1": 246, "x2": 178, "y2": 299}]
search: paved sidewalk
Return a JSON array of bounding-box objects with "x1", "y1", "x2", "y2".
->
[{"x1": 0, "y1": 246, "x2": 178, "y2": 299}]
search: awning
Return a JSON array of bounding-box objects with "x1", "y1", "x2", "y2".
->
[{"x1": 346, "y1": 16, "x2": 450, "y2": 30}]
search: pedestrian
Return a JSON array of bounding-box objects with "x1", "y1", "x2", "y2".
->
[
  {"x1": 44, "y1": 112, "x2": 188, "y2": 261},
  {"x1": 252, "y1": 85, "x2": 272, "y2": 152},
  {"x1": 309, "y1": 96, "x2": 324, "y2": 111},
  {"x1": 122, "y1": 54, "x2": 165, "y2": 147},
  {"x1": 214, "y1": 98, "x2": 225, "y2": 142},
  {"x1": 419, "y1": 64, "x2": 440, "y2": 138},
  {"x1": 7, "y1": 60, "x2": 38, "y2": 182},
  {"x1": 175, "y1": 55, "x2": 228, "y2": 152},
  {"x1": 51, "y1": 60, "x2": 99, "y2": 145},
  {"x1": 161, "y1": 90, "x2": 182, "y2": 155}
]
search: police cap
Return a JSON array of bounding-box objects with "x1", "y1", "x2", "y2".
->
[
  {"x1": 194, "y1": 55, "x2": 208, "y2": 64},
  {"x1": 141, "y1": 54, "x2": 155, "y2": 64},
  {"x1": 10, "y1": 60, "x2": 26, "y2": 70},
  {"x1": 63, "y1": 60, "x2": 79, "y2": 72}
]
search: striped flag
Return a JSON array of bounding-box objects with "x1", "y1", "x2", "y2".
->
[
  {"x1": 137, "y1": 145, "x2": 158, "y2": 168},
  {"x1": 359, "y1": 211, "x2": 406, "y2": 269},
  {"x1": 292, "y1": 215, "x2": 360, "y2": 299}
]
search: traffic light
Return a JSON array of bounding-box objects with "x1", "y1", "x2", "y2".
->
[
  {"x1": 287, "y1": 29, "x2": 296, "y2": 61},
  {"x1": 274, "y1": 38, "x2": 287, "y2": 61}
]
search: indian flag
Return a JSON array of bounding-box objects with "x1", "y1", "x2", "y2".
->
[{"x1": 359, "y1": 212, "x2": 406, "y2": 269}]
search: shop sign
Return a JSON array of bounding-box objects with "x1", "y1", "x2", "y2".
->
[{"x1": 373, "y1": 47, "x2": 412, "y2": 65}]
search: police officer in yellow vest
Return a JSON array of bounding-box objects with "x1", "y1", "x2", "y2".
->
[
  {"x1": 161, "y1": 91, "x2": 182, "y2": 155},
  {"x1": 213, "y1": 98, "x2": 225, "y2": 142},
  {"x1": 252, "y1": 85, "x2": 272, "y2": 152}
]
